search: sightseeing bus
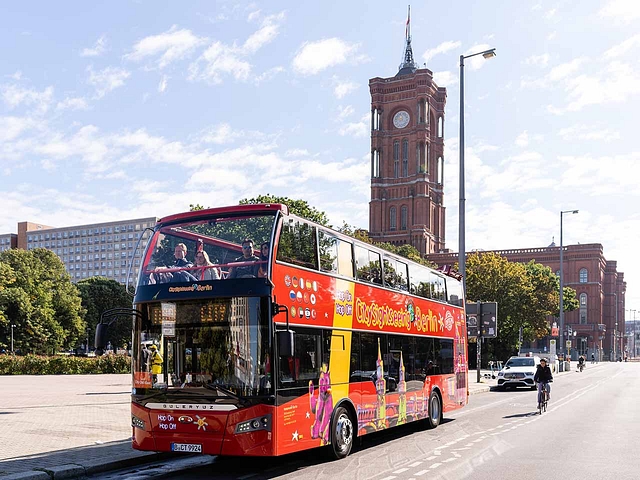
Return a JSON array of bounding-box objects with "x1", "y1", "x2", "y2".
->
[{"x1": 96, "y1": 203, "x2": 467, "y2": 459}]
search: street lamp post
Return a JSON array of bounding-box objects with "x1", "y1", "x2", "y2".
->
[
  {"x1": 559, "y1": 209, "x2": 578, "y2": 357},
  {"x1": 459, "y1": 47, "x2": 496, "y2": 295},
  {"x1": 613, "y1": 292, "x2": 618, "y2": 361},
  {"x1": 10, "y1": 324, "x2": 16, "y2": 354}
]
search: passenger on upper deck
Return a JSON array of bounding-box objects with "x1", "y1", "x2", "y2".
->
[
  {"x1": 257, "y1": 242, "x2": 270, "y2": 278},
  {"x1": 194, "y1": 250, "x2": 221, "y2": 280},
  {"x1": 170, "y1": 243, "x2": 199, "y2": 282},
  {"x1": 228, "y1": 238, "x2": 260, "y2": 279}
]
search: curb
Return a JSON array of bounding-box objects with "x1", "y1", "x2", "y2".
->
[{"x1": 1, "y1": 452, "x2": 178, "y2": 480}]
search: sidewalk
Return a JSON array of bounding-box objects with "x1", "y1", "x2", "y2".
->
[{"x1": 0, "y1": 374, "x2": 176, "y2": 480}]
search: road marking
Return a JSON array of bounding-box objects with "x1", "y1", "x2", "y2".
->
[
  {"x1": 409, "y1": 461, "x2": 422, "y2": 467},
  {"x1": 443, "y1": 458, "x2": 457, "y2": 463},
  {"x1": 426, "y1": 455, "x2": 436, "y2": 460},
  {"x1": 430, "y1": 463, "x2": 442, "y2": 469},
  {"x1": 393, "y1": 468, "x2": 409, "y2": 474},
  {"x1": 379, "y1": 476, "x2": 396, "y2": 480},
  {"x1": 415, "y1": 469, "x2": 429, "y2": 476}
]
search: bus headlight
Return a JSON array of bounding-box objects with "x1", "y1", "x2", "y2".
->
[
  {"x1": 131, "y1": 415, "x2": 146, "y2": 430},
  {"x1": 236, "y1": 415, "x2": 271, "y2": 434}
]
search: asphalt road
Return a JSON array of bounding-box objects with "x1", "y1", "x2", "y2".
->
[{"x1": 96, "y1": 362, "x2": 640, "y2": 480}]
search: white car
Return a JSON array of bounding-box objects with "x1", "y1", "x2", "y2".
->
[{"x1": 496, "y1": 356, "x2": 541, "y2": 390}]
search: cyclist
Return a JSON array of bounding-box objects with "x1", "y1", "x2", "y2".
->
[
  {"x1": 577, "y1": 354, "x2": 585, "y2": 372},
  {"x1": 534, "y1": 358, "x2": 553, "y2": 409}
]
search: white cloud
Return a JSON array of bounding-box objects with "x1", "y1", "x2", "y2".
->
[
  {"x1": 463, "y1": 44, "x2": 496, "y2": 71},
  {"x1": 548, "y1": 60, "x2": 640, "y2": 114},
  {"x1": 433, "y1": 71, "x2": 456, "y2": 87},
  {"x1": 285, "y1": 148, "x2": 310, "y2": 157},
  {"x1": 521, "y1": 57, "x2": 586, "y2": 89},
  {"x1": 337, "y1": 105, "x2": 355, "y2": 120},
  {"x1": 56, "y1": 97, "x2": 89, "y2": 111},
  {"x1": 332, "y1": 77, "x2": 358, "y2": 99},
  {"x1": 599, "y1": 0, "x2": 640, "y2": 24},
  {"x1": 81, "y1": 36, "x2": 108, "y2": 57},
  {"x1": 243, "y1": 12, "x2": 285, "y2": 54},
  {"x1": 158, "y1": 75, "x2": 168, "y2": 93},
  {"x1": 515, "y1": 131, "x2": 529, "y2": 147},
  {"x1": 87, "y1": 66, "x2": 130, "y2": 98},
  {"x1": 292, "y1": 38, "x2": 364, "y2": 76},
  {"x1": 338, "y1": 113, "x2": 368, "y2": 138},
  {"x1": 604, "y1": 33, "x2": 640, "y2": 58},
  {"x1": 0, "y1": 84, "x2": 53, "y2": 115},
  {"x1": 557, "y1": 125, "x2": 621, "y2": 142},
  {"x1": 189, "y1": 42, "x2": 252, "y2": 84},
  {"x1": 0, "y1": 116, "x2": 34, "y2": 141},
  {"x1": 200, "y1": 123, "x2": 239, "y2": 144},
  {"x1": 254, "y1": 66, "x2": 284, "y2": 85},
  {"x1": 126, "y1": 26, "x2": 207, "y2": 68},
  {"x1": 247, "y1": 10, "x2": 261, "y2": 22},
  {"x1": 422, "y1": 40, "x2": 461, "y2": 64},
  {"x1": 523, "y1": 54, "x2": 549, "y2": 67},
  {"x1": 545, "y1": 8, "x2": 557, "y2": 19}
]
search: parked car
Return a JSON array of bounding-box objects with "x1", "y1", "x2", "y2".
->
[{"x1": 496, "y1": 356, "x2": 541, "y2": 390}]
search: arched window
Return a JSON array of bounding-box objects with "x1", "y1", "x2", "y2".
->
[
  {"x1": 390, "y1": 207, "x2": 397, "y2": 231},
  {"x1": 401, "y1": 205, "x2": 408, "y2": 230},
  {"x1": 371, "y1": 150, "x2": 381, "y2": 178},
  {"x1": 402, "y1": 139, "x2": 408, "y2": 177},
  {"x1": 437, "y1": 156, "x2": 444, "y2": 184},
  {"x1": 437, "y1": 117, "x2": 444, "y2": 138},
  {"x1": 579, "y1": 293, "x2": 587, "y2": 324},
  {"x1": 579, "y1": 268, "x2": 588, "y2": 283},
  {"x1": 393, "y1": 141, "x2": 399, "y2": 178}
]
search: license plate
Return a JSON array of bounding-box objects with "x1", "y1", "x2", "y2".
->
[{"x1": 171, "y1": 443, "x2": 202, "y2": 453}]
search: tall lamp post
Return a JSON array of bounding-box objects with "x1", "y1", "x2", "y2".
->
[
  {"x1": 613, "y1": 292, "x2": 618, "y2": 361},
  {"x1": 10, "y1": 324, "x2": 16, "y2": 354},
  {"x1": 459, "y1": 47, "x2": 496, "y2": 294},
  {"x1": 559, "y1": 209, "x2": 578, "y2": 357}
]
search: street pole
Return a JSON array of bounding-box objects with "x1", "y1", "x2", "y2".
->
[
  {"x1": 10, "y1": 324, "x2": 16, "y2": 354},
  {"x1": 559, "y1": 209, "x2": 578, "y2": 358},
  {"x1": 476, "y1": 302, "x2": 482, "y2": 383},
  {"x1": 459, "y1": 54, "x2": 466, "y2": 296},
  {"x1": 614, "y1": 293, "x2": 617, "y2": 361},
  {"x1": 458, "y1": 48, "x2": 495, "y2": 297}
]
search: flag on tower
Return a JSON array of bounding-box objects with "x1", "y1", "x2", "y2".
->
[{"x1": 405, "y1": 6, "x2": 411, "y2": 40}]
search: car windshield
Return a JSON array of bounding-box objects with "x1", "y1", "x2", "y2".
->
[
  {"x1": 505, "y1": 358, "x2": 535, "y2": 367},
  {"x1": 138, "y1": 212, "x2": 276, "y2": 287},
  {"x1": 132, "y1": 298, "x2": 272, "y2": 403}
]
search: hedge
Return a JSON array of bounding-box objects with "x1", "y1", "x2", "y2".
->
[{"x1": 0, "y1": 354, "x2": 131, "y2": 375}]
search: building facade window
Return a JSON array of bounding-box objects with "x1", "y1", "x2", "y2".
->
[
  {"x1": 390, "y1": 207, "x2": 397, "y2": 231},
  {"x1": 402, "y1": 139, "x2": 408, "y2": 177},
  {"x1": 401, "y1": 205, "x2": 408, "y2": 230},
  {"x1": 579, "y1": 293, "x2": 587, "y2": 324},
  {"x1": 393, "y1": 140, "x2": 400, "y2": 178},
  {"x1": 579, "y1": 268, "x2": 588, "y2": 283}
]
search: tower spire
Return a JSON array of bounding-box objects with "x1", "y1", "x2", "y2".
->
[{"x1": 397, "y1": 5, "x2": 417, "y2": 76}]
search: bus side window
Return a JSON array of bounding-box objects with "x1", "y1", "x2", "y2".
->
[
  {"x1": 355, "y1": 245, "x2": 381, "y2": 285},
  {"x1": 276, "y1": 219, "x2": 318, "y2": 270},
  {"x1": 318, "y1": 231, "x2": 354, "y2": 278},
  {"x1": 445, "y1": 276, "x2": 463, "y2": 306},
  {"x1": 409, "y1": 263, "x2": 432, "y2": 299}
]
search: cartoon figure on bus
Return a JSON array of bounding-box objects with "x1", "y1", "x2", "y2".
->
[
  {"x1": 375, "y1": 339, "x2": 387, "y2": 430},
  {"x1": 397, "y1": 351, "x2": 407, "y2": 425},
  {"x1": 309, "y1": 363, "x2": 333, "y2": 445}
]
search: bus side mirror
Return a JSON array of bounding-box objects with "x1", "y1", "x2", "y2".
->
[
  {"x1": 94, "y1": 323, "x2": 108, "y2": 355},
  {"x1": 277, "y1": 330, "x2": 295, "y2": 357}
]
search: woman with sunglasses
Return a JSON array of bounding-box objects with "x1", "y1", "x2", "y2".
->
[{"x1": 257, "y1": 242, "x2": 270, "y2": 278}]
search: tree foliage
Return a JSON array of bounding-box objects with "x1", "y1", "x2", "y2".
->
[
  {"x1": 76, "y1": 277, "x2": 133, "y2": 350},
  {"x1": 464, "y1": 252, "x2": 578, "y2": 360},
  {"x1": 0, "y1": 249, "x2": 84, "y2": 354}
]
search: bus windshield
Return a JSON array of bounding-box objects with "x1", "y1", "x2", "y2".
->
[
  {"x1": 133, "y1": 298, "x2": 272, "y2": 402},
  {"x1": 138, "y1": 212, "x2": 276, "y2": 287}
]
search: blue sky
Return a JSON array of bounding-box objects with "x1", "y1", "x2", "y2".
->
[{"x1": 2, "y1": 0, "x2": 640, "y2": 312}]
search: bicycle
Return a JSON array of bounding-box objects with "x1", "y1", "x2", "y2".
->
[{"x1": 537, "y1": 381, "x2": 551, "y2": 414}]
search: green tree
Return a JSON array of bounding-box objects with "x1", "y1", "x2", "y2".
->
[
  {"x1": 464, "y1": 252, "x2": 579, "y2": 361},
  {"x1": 0, "y1": 249, "x2": 84, "y2": 354},
  {"x1": 76, "y1": 277, "x2": 133, "y2": 350},
  {"x1": 239, "y1": 194, "x2": 331, "y2": 226}
]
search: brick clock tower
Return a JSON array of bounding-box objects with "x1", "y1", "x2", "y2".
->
[{"x1": 368, "y1": 10, "x2": 447, "y2": 257}]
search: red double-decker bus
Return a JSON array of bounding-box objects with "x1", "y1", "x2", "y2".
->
[{"x1": 96, "y1": 203, "x2": 467, "y2": 459}]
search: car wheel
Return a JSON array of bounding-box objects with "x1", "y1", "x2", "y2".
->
[
  {"x1": 329, "y1": 406, "x2": 355, "y2": 459},
  {"x1": 427, "y1": 390, "x2": 441, "y2": 429}
]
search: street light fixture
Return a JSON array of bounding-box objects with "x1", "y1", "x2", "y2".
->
[
  {"x1": 459, "y1": 47, "x2": 496, "y2": 295},
  {"x1": 559, "y1": 209, "x2": 578, "y2": 357}
]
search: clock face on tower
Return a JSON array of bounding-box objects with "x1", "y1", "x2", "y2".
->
[{"x1": 393, "y1": 110, "x2": 410, "y2": 129}]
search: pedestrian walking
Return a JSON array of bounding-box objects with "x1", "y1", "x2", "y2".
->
[{"x1": 591, "y1": 352, "x2": 595, "y2": 364}]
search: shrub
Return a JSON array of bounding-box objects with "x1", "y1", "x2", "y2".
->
[{"x1": 0, "y1": 354, "x2": 131, "y2": 375}]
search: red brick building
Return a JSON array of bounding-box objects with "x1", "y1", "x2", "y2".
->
[
  {"x1": 427, "y1": 244, "x2": 626, "y2": 361},
  {"x1": 368, "y1": 28, "x2": 446, "y2": 256}
]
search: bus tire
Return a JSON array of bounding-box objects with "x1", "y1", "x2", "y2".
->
[
  {"x1": 330, "y1": 406, "x2": 354, "y2": 459},
  {"x1": 427, "y1": 390, "x2": 441, "y2": 429}
]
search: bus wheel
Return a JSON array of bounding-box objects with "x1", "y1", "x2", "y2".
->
[
  {"x1": 330, "y1": 406, "x2": 354, "y2": 459},
  {"x1": 427, "y1": 391, "x2": 441, "y2": 429}
]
